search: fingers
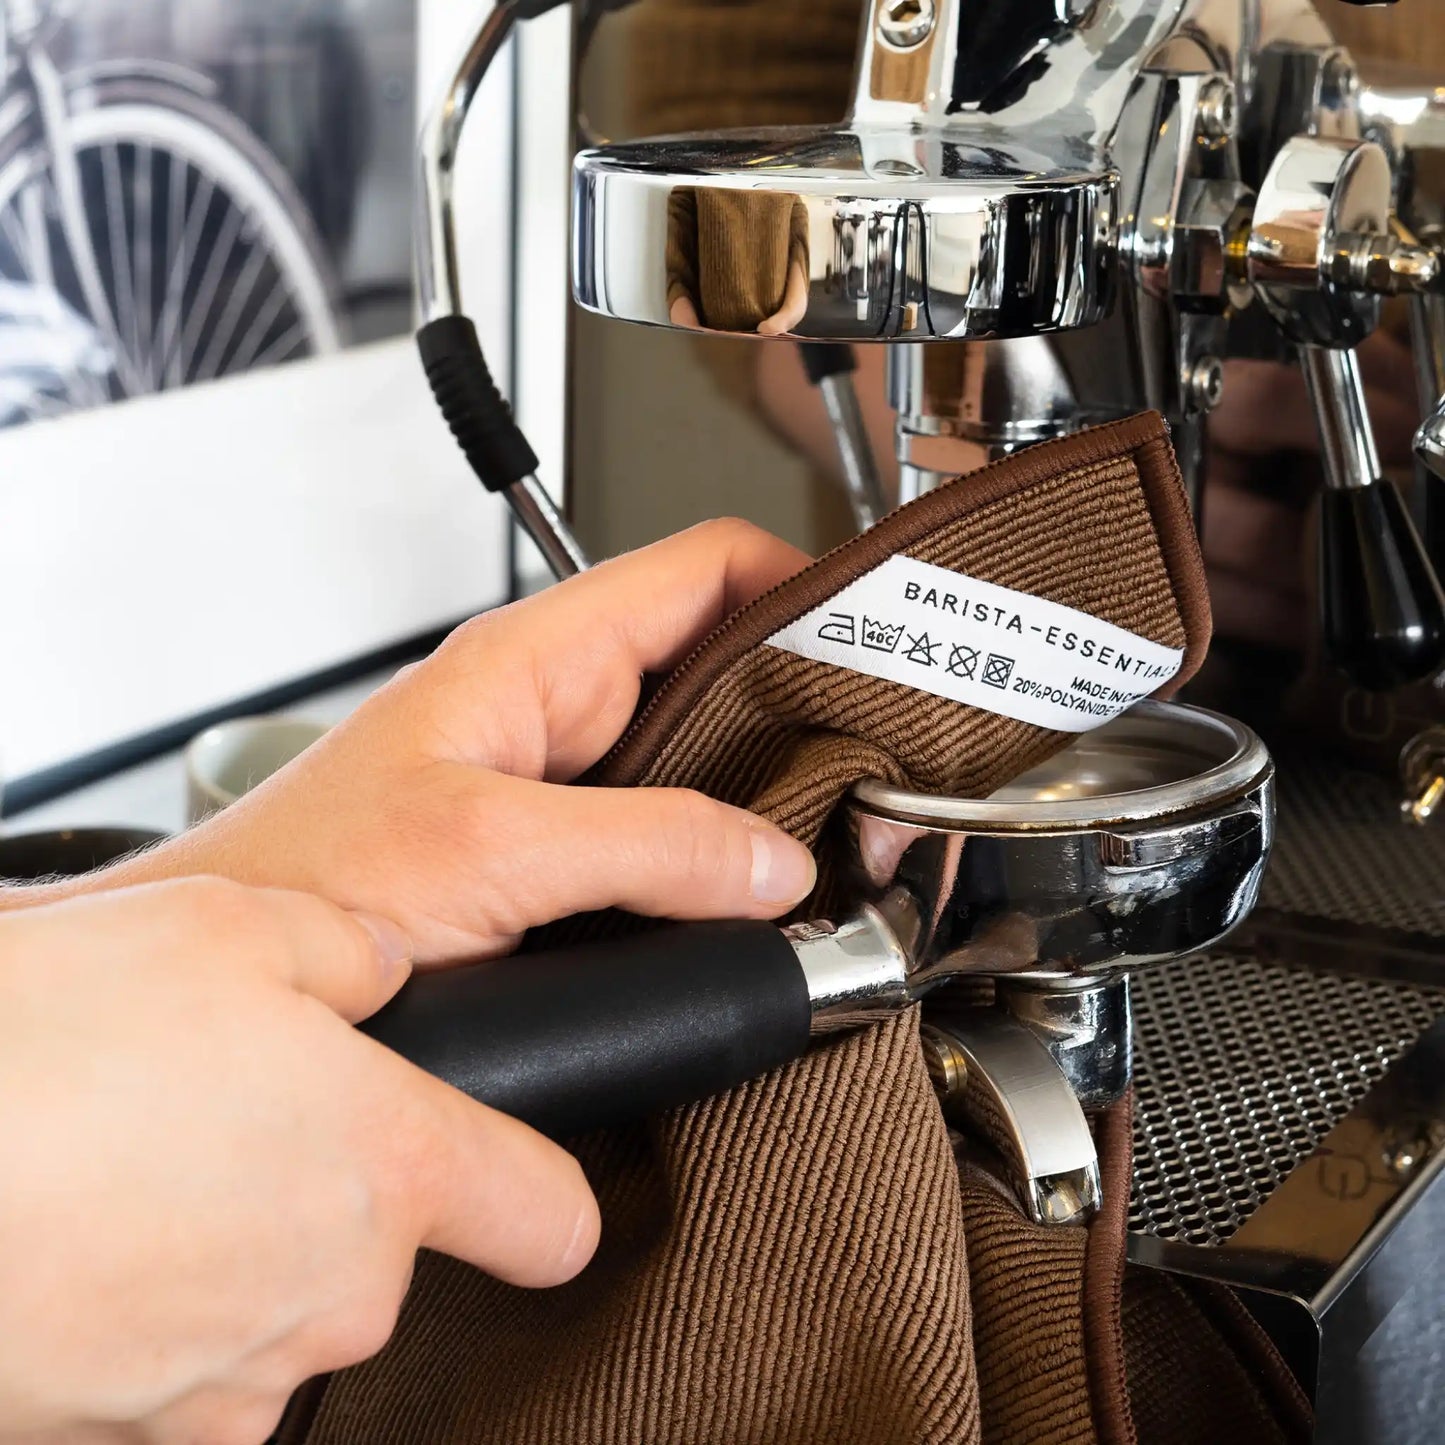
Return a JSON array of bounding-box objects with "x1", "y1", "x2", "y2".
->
[
  {"x1": 1201, "y1": 480, "x2": 1308, "y2": 593},
  {"x1": 1212, "y1": 355, "x2": 1420, "y2": 466},
  {"x1": 377, "y1": 1050, "x2": 600, "y2": 1288},
  {"x1": 758, "y1": 260, "x2": 809, "y2": 336},
  {"x1": 669, "y1": 293, "x2": 701, "y2": 329},
  {"x1": 1207, "y1": 569, "x2": 1308, "y2": 650},
  {"x1": 228, "y1": 887, "x2": 416, "y2": 1023},
  {"x1": 65, "y1": 879, "x2": 415, "y2": 1024},
  {"x1": 481, "y1": 775, "x2": 817, "y2": 928},
  {"x1": 430, "y1": 519, "x2": 811, "y2": 779}
]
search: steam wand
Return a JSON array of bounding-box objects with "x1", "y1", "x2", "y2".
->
[
  {"x1": 798, "y1": 345, "x2": 889, "y2": 530},
  {"x1": 415, "y1": 0, "x2": 593, "y2": 580}
]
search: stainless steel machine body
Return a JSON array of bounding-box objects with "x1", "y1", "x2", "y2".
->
[{"x1": 416, "y1": 0, "x2": 1445, "y2": 1436}]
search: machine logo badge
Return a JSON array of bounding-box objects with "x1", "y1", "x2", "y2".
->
[
  {"x1": 817, "y1": 613, "x2": 856, "y2": 646},
  {"x1": 861, "y1": 618, "x2": 905, "y2": 654},
  {"x1": 983, "y1": 654, "x2": 1015, "y2": 689},
  {"x1": 947, "y1": 644, "x2": 979, "y2": 680}
]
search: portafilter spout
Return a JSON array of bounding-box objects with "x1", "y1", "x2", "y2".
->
[{"x1": 361, "y1": 703, "x2": 1273, "y2": 1186}]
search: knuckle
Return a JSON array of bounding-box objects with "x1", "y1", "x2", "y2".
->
[
  {"x1": 144, "y1": 1393, "x2": 286, "y2": 1445},
  {"x1": 314, "y1": 1282, "x2": 408, "y2": 1369},
  {"x1": 435, "y1": 609, "x2": 510, "y2": 673},
  {"x1": 693, "y1": 515, "x2": 768, "y2": 551},
  {"x1": 659, "y1": 790, "x2": 748, "y2": 888},
  {"x1": 155, "y1": 875, "x2": 258, "y2": 937},
  {"x1": 212, "y1": 1399, "x2": 289, "y2": 1445}
]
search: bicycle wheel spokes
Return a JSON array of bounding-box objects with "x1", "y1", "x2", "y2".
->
[
  {"x1": 100, "y1": 139, "x2": 143, "y2": 390},
  {"x1": 156, "y1": 168, "x2": 217, "y2": 388},
  {"x1": 17, "y1": 176, "x2": 54, "y2": 289},
  {"x1": 0, "y1": 87, "x2": 341, "y2": 425}
]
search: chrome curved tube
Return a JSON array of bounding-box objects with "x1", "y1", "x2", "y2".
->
[{"x1": 417, "y1": 3, "x2": 514, "y2": 322}]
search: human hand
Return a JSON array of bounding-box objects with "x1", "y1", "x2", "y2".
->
[
  {"x1": 668, "y1": 291, "x2": 702, "y2": 328},
  {"x1": 756, "y1": 259, "x2": 809, "y2": 337},
  {"x1": 28, "y1": 521, "x2": 817, "y2": 964},
  {"x1": 0, "y1": 879, "x2": 598, "y2": 1444}
]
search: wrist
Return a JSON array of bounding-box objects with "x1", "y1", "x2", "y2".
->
[{"x1": 0, "y1": 831, "x2": 216, "y2": 913}]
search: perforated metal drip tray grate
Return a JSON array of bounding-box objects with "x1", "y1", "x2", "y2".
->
[
  {"x1": 1130, "y1": 956, "x2": 1445, "y2": 1247},
  {"x1": 1129, "y1": 756, "x2": 1445, "y2": 1250},
  {"x1": 1262, "y1": 760, "x2": 1445, "y2": 936}
]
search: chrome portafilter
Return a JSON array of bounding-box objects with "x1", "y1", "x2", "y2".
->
[
  {"x1": 363, "y1": 703, "x2": 1273, "y2": 1225},
  {"x1": 836, "y1": 703, "x2": 1273, "y2": 1221}
]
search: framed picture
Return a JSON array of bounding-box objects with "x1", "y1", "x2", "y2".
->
[{"x1": 0, "y1": 0, "x2": 512, "y2": 805}]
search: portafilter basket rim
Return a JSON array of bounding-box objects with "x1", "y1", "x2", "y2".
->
[{"x1": 850, "y1": 702, "x2": 1271, "y2": 831}]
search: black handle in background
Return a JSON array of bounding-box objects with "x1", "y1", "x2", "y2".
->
[
  {"x1": 1423, "y1": 468, "x2": 1445, "y2": 587},
  {"x1": 798, "y1": 342, "x2": 857, "y2": 387},
  {"x1": 1320, "y1": 478, "x2": 1445, "y2": 691},
  {"x1": 361, "y1": 920, "x2": 812, "y2": 1140}
]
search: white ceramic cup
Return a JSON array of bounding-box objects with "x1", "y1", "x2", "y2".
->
[{"x1": 185, "y1": 716, "x2": 328, "y2": 825}]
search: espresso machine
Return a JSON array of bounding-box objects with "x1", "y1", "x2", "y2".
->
[{"x1": 401, "y1": 1, "x2": 1445, "y2": 1439}]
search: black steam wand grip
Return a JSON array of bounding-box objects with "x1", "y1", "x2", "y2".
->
[
  {"x1": 417, "y1": 315, "x2": 588, "y2": 580},
  {"x1": 360, "y1": 920, "x2": 813, "y2": 1140},
  {"x1": 1302, "y1": 345, "x2": 1445, "y2": 690}
]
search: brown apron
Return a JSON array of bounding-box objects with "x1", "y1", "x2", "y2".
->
[{"x1": 284, "y1": 415, "x2": 1309, "y2": 1444}]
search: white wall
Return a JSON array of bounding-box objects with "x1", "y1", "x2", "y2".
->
[
  {"x1": 511, "y1": 6, "x2": 574, "y2": 589},
  {"x1": 0, "y1": 0, "x2": 515, "y2": 785}
]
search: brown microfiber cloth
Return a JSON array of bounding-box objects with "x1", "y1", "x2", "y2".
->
[{"x1": 286, "y1": 415, "x2": 1295, "y2": 1445}]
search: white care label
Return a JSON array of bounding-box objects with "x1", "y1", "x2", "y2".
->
[{"x1": 766, "y1": 555, "x2": 1184, "y2": 733}]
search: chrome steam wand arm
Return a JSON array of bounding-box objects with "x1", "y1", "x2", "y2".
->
[
  {"x1": 798, "y1": 345, "x2": 888, "y2": 530},
  {"x1": 1246, "y1": 135, "x2": 1445, "y2": 688},
  {"x1": 416, "y1": 0, "x2": 591, "y2": 581}
]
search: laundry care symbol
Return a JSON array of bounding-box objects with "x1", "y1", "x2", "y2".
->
[
  {"x1": 861, "y1": 617, "x2": 905, "y2": 654},
  {"x1": 904, "y1": 631, "x2": 939, "y2": 668},
  {"x1": 818, "y1": 612, "x2": 856, "y2": 646},
  {"x1": 947, "y1": 644, "x2": 979, "y2": 680},
  {"x1": 983, "y1": 653, "x2": 1015, "y2": 689}
]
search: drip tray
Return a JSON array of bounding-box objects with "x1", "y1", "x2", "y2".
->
[
  {"x1": 1131, "y1": 954, "x2": 1444, "y2": 1247},
  {"x1": 1125, "y1": 753, "x2": 1445, "y2": 1442}
]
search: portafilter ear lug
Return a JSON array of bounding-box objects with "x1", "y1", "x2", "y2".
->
[{"x1": 927, "y1": 1014, "x2": 1101, "y2": 1228}]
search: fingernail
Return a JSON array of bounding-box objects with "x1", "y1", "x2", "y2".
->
[
  {"x1": 353, "y1": 911, "x2": 415, "y2": 979},
  {"x1": 749, "y1": 826, "x2": 817, "y2": 907}
]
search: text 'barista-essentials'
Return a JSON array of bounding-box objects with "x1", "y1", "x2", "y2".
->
[{"x1": 767, "y1": 555, "x2": 1184, "y2": 733}]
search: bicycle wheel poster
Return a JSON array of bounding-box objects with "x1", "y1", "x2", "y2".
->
[{"x1": 0, "y1": 0, "x2": 417, "y2": 427}]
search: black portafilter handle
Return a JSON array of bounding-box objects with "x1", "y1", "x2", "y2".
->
[
  {"x1": 1303, "y1": 347, "x2": 1445, "y2": 690},
  {"x1": 360, "y1": 920, "x2": 813, "y2": 1140}
]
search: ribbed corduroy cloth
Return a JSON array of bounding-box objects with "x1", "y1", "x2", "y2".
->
[
  {"x1": 285, "y1": 416, "x2": 1301, "y2": 1445},
  {"x1": 1121, "y1": 1273, "x2": 1314, "y2": 1444}
]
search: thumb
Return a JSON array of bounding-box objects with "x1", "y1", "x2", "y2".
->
[
  {"x1": 504, "y1": 779, "x2": 817, "y2": 924},
  {"x1": 174, "y1": 879, "x2": 416, "y2": 1023}
]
